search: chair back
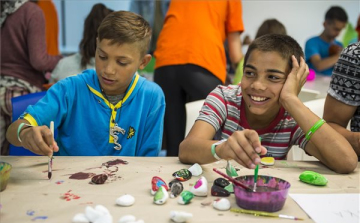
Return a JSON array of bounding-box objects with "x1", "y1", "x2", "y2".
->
[
  {"x1": 9, "y1": 91, "x2": 46, "y2": 156},
  {"x1": 185, "y1": 100, "x2": 205, "y2": 136}
]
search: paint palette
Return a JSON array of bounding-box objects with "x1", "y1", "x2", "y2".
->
[
  {"x1": 234, "y1": 175, "x2": 290, "y2": 212},
  {"x1": 0, "y1": 162, "x2": 12, "y2": 192}
]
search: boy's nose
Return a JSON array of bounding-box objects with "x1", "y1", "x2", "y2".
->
[
  {"x1": 251, "y1": 79, "x2": 267, "y2": 91},
  {"x1": 104, "y1": 62, "x2": 116, "y2": 76}
]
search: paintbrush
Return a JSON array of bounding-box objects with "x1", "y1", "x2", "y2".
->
[
  {"x1": 230, "y1": 208, "x2": 304, "y2": 221},
  {"x1": 253, "y1": 137, "x2": 262, "y2": 192},
  {"x1": 213, "y1": 168, "x2": 252, "y2": 191},
  {"x1": 48, "y1": 121, "x2": 54, "y2": 180}
]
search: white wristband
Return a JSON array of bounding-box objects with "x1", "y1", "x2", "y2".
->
[{"x1": 211, "y1": 139, "x2": 227, "y2": 161}]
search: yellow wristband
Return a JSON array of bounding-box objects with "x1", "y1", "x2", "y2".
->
[{"x1": 305, "y1": 119, "x2": 326, "y2": 140}]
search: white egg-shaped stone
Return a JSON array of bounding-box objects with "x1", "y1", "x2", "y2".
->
[
  {"x1": 188, "y1": 163, "x2": 202, "y2": 176},
  {"x1": 85, "y1": 206, "x2": 104, "y2": 222},
  {"x1": 190, "y1": 176, "x2": 208, "y2": 196},
  {"x1": 93, "y1": 214, "x2": 113, "y2": 223},
  {"x1": 133, "y1": 220, "x2": 145, "y2": 223},
  {"x1": 72, "y1": 213, "x2": 89, "y2": 223},
  {"x1": 95, "y1": 205, "x2": 110, "y2": 215},
  {"x1": 116, "y1": 194, "x2": 135, "y2": 207},
  {"x1": 212, "y1": 198, "x2": 231, "y2": 211},
  {"x1": 170, "y1": 211, "x2": 193, "y2": 223},
  {"x1": 118, "y1": 215, "x2": 136, "y2": 223}
]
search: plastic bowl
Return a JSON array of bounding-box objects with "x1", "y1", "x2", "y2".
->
[
  {"x1": 234, "y1": 175, "x2": 290, "y2": 212},
  {"x1": 0, "y1": 162, "x2": 12, "y2": 192}
]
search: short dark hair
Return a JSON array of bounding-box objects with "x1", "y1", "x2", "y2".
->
[
  {"x1": 97, "y1": 10, "x2": 152, "y2": 57},
  {"x1": 244, "y1": 34, "x2": 304, "y2": 71},
  {"x1": 325, "y1": 6, "x2": 348, "y2": 23},
  {"x1": 255, "y1": 19, "x2": 287, "y2": 39}
]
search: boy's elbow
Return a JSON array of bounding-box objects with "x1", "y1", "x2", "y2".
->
[
  {"x1": 332, "y1": 155, "x2": 358, "y2": 174},
  {"x1": 178, "y1": 141, "x2": 191, "y2": 164}
]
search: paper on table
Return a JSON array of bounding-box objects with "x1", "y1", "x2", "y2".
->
[{"x1": 290, "y1": 194, "x2": 360, "y2": 223}]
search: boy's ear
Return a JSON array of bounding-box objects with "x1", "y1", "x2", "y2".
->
[{"x1": 138, "y1": 54, "x2": 152, "y2": 70}]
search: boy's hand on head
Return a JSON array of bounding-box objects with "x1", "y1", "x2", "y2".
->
[
  {"x1": 20, "y1": 125, "x2": 59, "y2": 156},
  {"x1": 218, "y1": 129, "x2": 267, "y2": 169},
  {"x1": 280, "y1": 56, "x2": 309, "y2": 104}
]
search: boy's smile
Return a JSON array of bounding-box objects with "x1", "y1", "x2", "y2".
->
[
  {"x1": 95, "y1": 39, "x2": 150, "y2": 96},
  {"x1": 241, "y1": 50, "x2": 289, "y2": 128}
]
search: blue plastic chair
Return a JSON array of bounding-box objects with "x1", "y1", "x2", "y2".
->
[{"x1": 9, "y1": 91, "x2": 47, "y2": 155}]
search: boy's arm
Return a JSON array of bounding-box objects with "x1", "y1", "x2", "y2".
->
[
  {"x1": 227, "y1": 32, "x2": 243, "y2": 70},
  {"x1": 309, "y1": 53, "x2": 340, "y2": 72},
  {"x1": 323, "y1": 94, "x2": 360, "y2": 156},
  {"x1": 6, "y1": 119, "x2": 58, "y2": 156},
  {"x1": 280, "y1": 57, "x2": 357, "y2": 173}
]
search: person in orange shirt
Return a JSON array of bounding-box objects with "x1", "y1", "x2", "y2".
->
[
  {"x1": 154, "y1": 1, "x2": 244, "y2": 156},
  {"x1": 34, "y1": 0, "x2": 60, "y2": 56}
]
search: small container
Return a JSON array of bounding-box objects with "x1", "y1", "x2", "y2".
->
[
  {"x1": 307, "y1": 69, "x2": 316, "y2": 81},
  {"x1": 234, "y1": 175, "x2": 290, "y2": 212},
  {"x1": 0, "y1": 162, "x2": 12, "y2": 192}
]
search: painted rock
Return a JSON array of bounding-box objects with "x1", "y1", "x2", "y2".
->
[
  {"x1": 172, "y1": 169, "x2": 192, "y2": 181},
  {"x1": 299, "y1": 171, "x2": 328, "y2": 186},
  {"x1": 261, "y1": 157, "x2": 275, "y2": 166},
  {"x1": 214, "y1": 178, "x2": 230, "y2": 188},
  {"x1": 154, "y1": 186, "x2": 169, "y2": 205},
  {"x1": 151, "y1": 176, "x2": 169, "y2": 195},
  {"x1": 169, "y1": 179, "x2": 184, "y2": 198},
  {"x1": 224, "y1": 183, "x2": 234, "y2": 193},
  {"x1": 170, "y1": 211, "x2": 193, "y2": 223},
  {"x1": 72, "y1": 213, "x2": 89, "y2": 223},
  {"x1": 211, "y1": 185, "x2": 230, "y2": 197},
  {"x1": 190, "y1": 176, "x2": 208, "y2": 196},
  {"x1": 85, "y1": 206, "x2": 106, "y2": 222},
  {"x1": 177, "y1": 190, "x2": 194, "y2": 205},
  {"x1": 213, "y1": 198, "x2": 231, "y2": 211},
  {"x1": 118, "y1": 215, "x2": 136, "y2": 223},
  {"x1": 93, "y1": 214, "x2": 113, "y2": 223},
  {"x1": 188, "y1": 163, "x2": 202, "y2": 176},
  {"x1": 91, "y1": 174, "x2": 108, "y2": 184},
  {"x1": 116, "y1": 194, "x2": 135, "y2": 206}
]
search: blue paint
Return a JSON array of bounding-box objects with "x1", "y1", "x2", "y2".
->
[
  {"x1": 31, "y1": 216, "x2": 48, "y2": 221},
  {"x1": 27, "y1": 210, "x2": 35, "y2": 216}
]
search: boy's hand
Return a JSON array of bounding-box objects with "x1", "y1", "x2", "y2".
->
[
  {"x1": 217, "y1": 129, "x2": 267, "y2": 169},
  {"x1": 19, "y1": 126, "x2": 59, "y2": 156},
  {"x1": 280, "y1": 56, "x2": 309, "y2": 104}
]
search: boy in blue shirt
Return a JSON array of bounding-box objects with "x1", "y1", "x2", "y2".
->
[
  {"x1": 305, "y1": 6, "x2": 348, "y2": 76},
  {"x1": 6, "y1": 11, "x2": 165, "y2": 156}
]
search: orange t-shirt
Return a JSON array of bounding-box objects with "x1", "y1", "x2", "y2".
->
[
  {"x1": 154, "y1": 0, "x2": 244, "y2": 83},
  {"x1": 37, "y1": 0, "x2": 60, "y2": 56}
]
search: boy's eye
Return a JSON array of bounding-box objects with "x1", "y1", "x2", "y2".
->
[
  {"x1": 268, "y1": 75, "x2": 280, "y2": 80},
  {"x1": 117, "y1": 61, "x2": 128, "y2": 66},
  {"x1": 244, "y1": 71, "x2": 255, "y2": 77},
  {"x1": 98, "y1": 55, "x2": 106, "y2": 60}
]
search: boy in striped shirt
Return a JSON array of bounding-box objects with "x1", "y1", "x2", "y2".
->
[{"x1": 179, "y1": 34, "x2": 357, "y2": 174}]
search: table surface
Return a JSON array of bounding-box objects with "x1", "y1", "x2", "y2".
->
[
  {"x1": 0, "y1": 156, "x2": 359, "y2": 223},
  {"x1": 303, "y1": 75, "x2": 332, "y2": 99}
]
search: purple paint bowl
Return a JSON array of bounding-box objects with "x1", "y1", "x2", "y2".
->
[
  {"x1": 234, "y1": 175, "x2": 290, "y2": 212},
  {"x1": 0, "y1": 162, "x2": 12, "y2": 192}
]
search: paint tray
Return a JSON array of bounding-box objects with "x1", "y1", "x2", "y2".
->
[{"x1": 0, "y1": 162, "x2": 12, "y2": 192}]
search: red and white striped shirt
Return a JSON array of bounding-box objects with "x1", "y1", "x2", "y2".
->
[{"x1": 197, "y1": 85, "x2": 309, "y2": 159}]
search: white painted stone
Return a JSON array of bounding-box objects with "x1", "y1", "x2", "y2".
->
[
  {"x1": 170, "y1": 211, "x2": 193, "y2": 223},
  {"x1": 118, "y1": 215, "x2": 136, "y2": 223},
  {"x1": 212, "y1": 198, "x2": 231, "y2": 211},
  {"x1": 116, "y1": 194, "x2": 135, "y2": 207},
  {"x1": 190, "y1": 176, "x2": 208, "y2": 196},
  {"x1": 72, "y1": 213, "x2": 89, "y2": 223},
  {"x1": 188, "y1": 163, "x2": 203, "y2": 176}
]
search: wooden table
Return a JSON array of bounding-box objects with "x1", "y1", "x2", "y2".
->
[{"x1": 0, "y1": 156, "x2": 359, "y2": 222}]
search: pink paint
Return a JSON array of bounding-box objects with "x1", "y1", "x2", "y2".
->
[
  {"x1": 194, "y1": 179, "x2": 203, "y2": 189},
  {"x1": 61, "y1": 190, "x2": 81, "y2": 201},
  {"x1": 55, "y1": 180, "x2": 64, "y2": 184}
]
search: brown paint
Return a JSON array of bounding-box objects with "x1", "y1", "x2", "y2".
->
[
  {"x1": 69, "y1": 172, "x2": 96, "y2": 180},
  {"x1": 102, "y1": 159, "x2": 128, "y2": 167}
]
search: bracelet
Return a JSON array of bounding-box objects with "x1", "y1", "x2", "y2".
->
[
  {"x1": 211, "y1": 139, "x2": 227, "y2": 161},
  {"x1": 17, "y1": 123, "x2": 33, "y2": 143},
  {"x1": 305, "y1": 119, "x2": 326, "y2": 140}
]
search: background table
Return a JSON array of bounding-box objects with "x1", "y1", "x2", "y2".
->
[
  {"x1": 0, "y1": 156, "x2": 359, "y2": 223},
  {"x1": 303, "y1": 75, "x2": 332, "y2": 99}
]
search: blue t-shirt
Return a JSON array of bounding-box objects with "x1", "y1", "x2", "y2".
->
[
  {"x1": 22, "y1": 69, "x2": 165, "y2": 156},
  {"x1": 305, "y1": 36, "x2": 343, "y2": 76}
]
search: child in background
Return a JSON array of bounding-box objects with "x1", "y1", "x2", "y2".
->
[
  {"x1": 233, "y1": 19, "x2": 286, "y2": 84},
  {"x1": 305, "y1": 6, "x2": 348, "y2": 76},
  {"x1": 50, "y1": 4, "x2": 113, "y2": 83},
  {"x1": 179, "y1": 34, "x2": 357, "y2": 174},
  {"x1": 6, "y1": 11, "x2": 165, "y2": 157}
]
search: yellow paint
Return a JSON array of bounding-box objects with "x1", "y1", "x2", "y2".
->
[{"x1": 261, "y1": 157, "x2": 275, "y2": 166}]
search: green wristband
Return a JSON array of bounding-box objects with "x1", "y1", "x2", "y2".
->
[
  {"x1": 17, "y1": 123, "x2": 33, "y2": 143},
  {"x1": 305, "y1": 119, "x2": 326, "y2": 140}
]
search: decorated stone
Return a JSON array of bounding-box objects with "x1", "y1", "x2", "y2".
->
[
  {"x1": 224, "y1": 184, "x2": 234, "y2": 193},
  {"x1": 72, "y1": 213, "x2": 89, "y2": 223},
  {"x1": 172, "y1": 169, "x2": 192, "y2": 181},
  {"x1": 154, "y1": 186, "x2": 169, "y2": 205},
  {"x1": 190, "y1": 176, "x2": 208, "y2": 197},
  {"x1": 188, "y1": 163, "x2": 202, "y2": 176},
  {"x1": 116, "y1": 194, "x2": 135, "y2": 207},
  {"x1": 85, "y1": 206, "x2": 111, "y2": 223},
  {"x1": 299, "y1": 171, "x2": 328, "y2": 186},
  {"x1": 261, "y1": 157, "x2": 275, "y2": 166},
  {"x1": 151, "y1": 176, "x2": 169, "y2": 195},
  {"x1": 214, "y1": 178, "x2": 230, "y2": 188},
  {"x1": 211, "y1": 185, "x2": 230, "y2": 197},
  {"x1": 169, "y1": 179, "x2": 184, "y2": 198},
  {"x1": 177, "y1": 191, "x2": 194, "y2": 205},
  {"x1": 93, "y1": 214, "x2": 112, "y2": 223},
  {"x1": 170, "y1": 211, "x2": 193, "y2": 223},
  {"x1": 91, "y1": 174, "x2": 108, "y2": 184},
  {"x1": 213, "y1": 198, "x2": 231, "y2": 211}
]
